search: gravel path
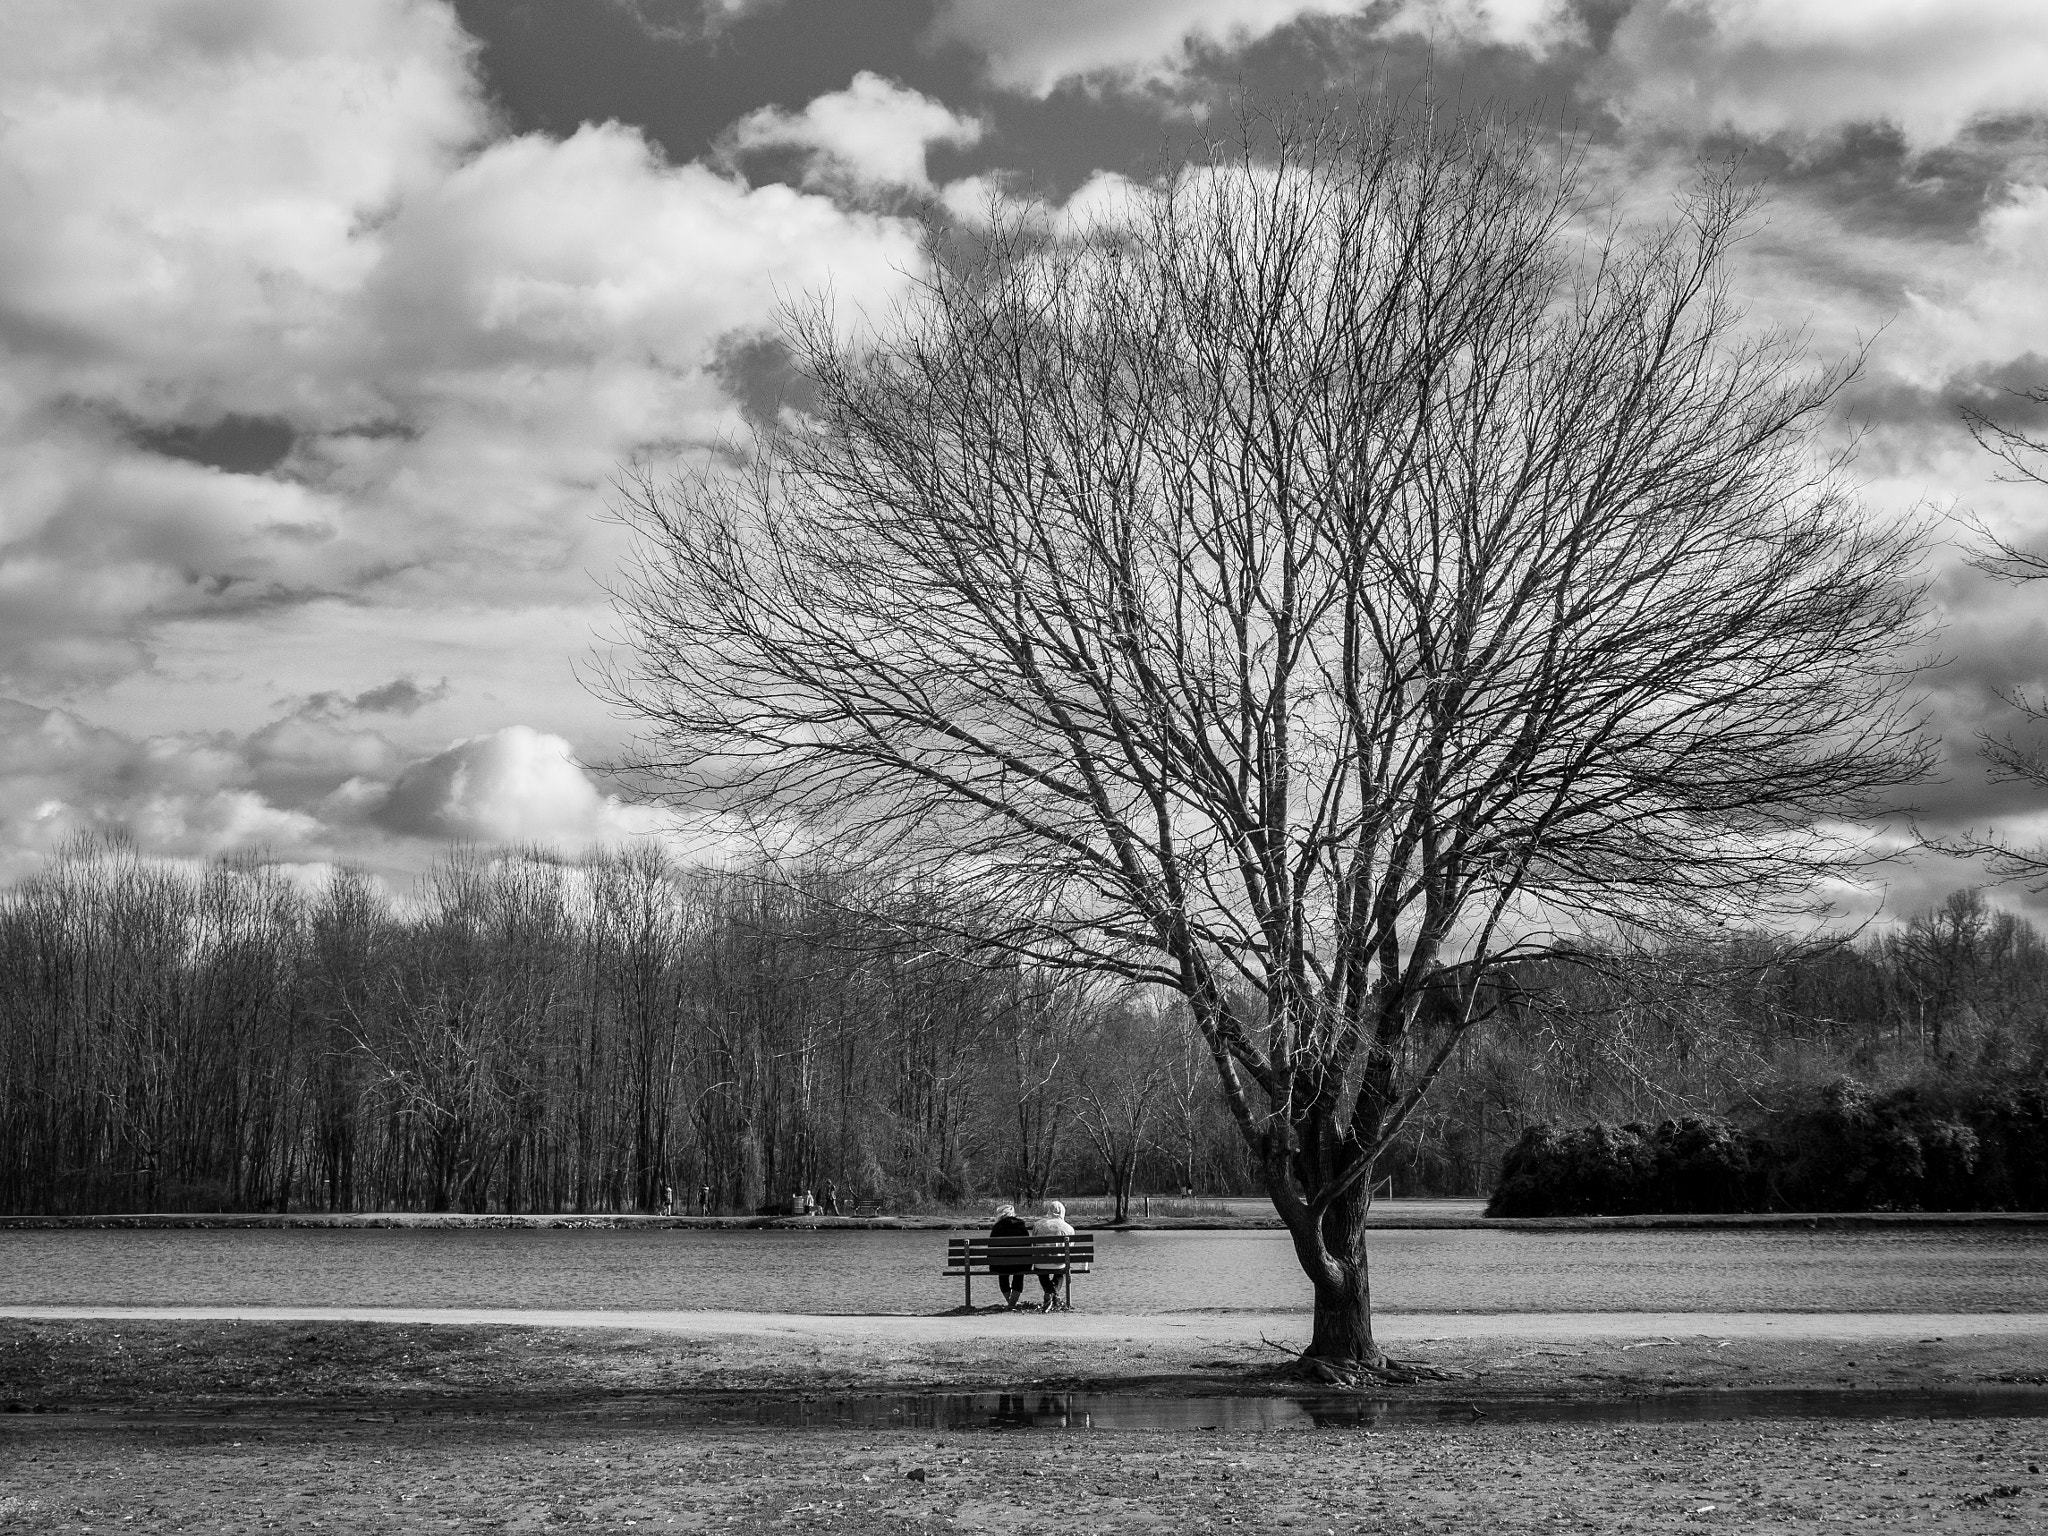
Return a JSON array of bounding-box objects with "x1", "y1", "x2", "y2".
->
[{"x1": 8, "y1": 1304, "x2": 2045, "y2": 1344}]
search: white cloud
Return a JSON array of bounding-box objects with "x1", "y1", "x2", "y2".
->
[
  {"x1": 1602, "y1": 0, "x2": 2048, "y2": 150},
  {"x1": 0, "y1": 693, "x2": 683, "y2": 884},
  {"x1": 0, "y1": 0, "x2": 924, "y2": 707},
  {"x1": 1057, "y1": 170, "x2": 1156, "y2": 232},
  {"x1": 0, "y1": 696, "x2": 326, "y2": 872},
  {"x1": 939, "y1": 167, "x2": 1153, "y2": 232},
  {"x1": 374, "y1": 726, "x2": 667, "y2": 846},
  {"x1": 722, "y1": 73, "x2": 983, "y2": 191}
]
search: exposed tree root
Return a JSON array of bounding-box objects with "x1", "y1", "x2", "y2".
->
[
  {"x1": 1258, "y1": 1336, "x2": 1473, "y2": 1388},
  {"x1": 1299, "y1": 1354, "x2": 1472, "y2": 1388}
]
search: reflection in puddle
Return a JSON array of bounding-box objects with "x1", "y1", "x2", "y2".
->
[{"x1": 755, "y1": 1386, "x2": 2048, "y2": 1432}]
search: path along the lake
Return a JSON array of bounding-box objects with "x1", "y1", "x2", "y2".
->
[{"x1": 7, "y1": 1305, "x2": 2045, "y2": 1345}]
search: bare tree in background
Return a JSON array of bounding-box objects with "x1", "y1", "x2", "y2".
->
[
  {"x1": 1073, "y1": 999, "x2": 1173, "y2": 1222},
  {"x1": 606, "y1": 102, "x2": 1929, "y2": 1376}
]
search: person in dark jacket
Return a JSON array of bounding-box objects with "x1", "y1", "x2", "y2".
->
[{"x1": 989, "y1": 1203, "x2": 1032, "y2": 1310}]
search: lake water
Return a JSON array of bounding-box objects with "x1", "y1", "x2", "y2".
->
[{"x1": 2, "y1": 1227, "x2": 2043, "y2": 1313}]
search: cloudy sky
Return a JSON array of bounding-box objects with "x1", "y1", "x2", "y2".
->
[{"x1": 4, "y1": 0, "x2": 2048, "y2": 915}]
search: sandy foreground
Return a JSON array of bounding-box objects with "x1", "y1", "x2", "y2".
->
[{"x1": 4, "y1": 1308, "x2": 2046, "y2": 1532}]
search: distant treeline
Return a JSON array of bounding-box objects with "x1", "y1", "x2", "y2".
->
[
  {"x1": 1470, "y1": 885, "x2": 2048, "y2": 1214},
  {"x1": 0, "y1": 839, "x2": 1249, "y2": 1217},
  {"x1": 1394, "y1": 888, "x2": 2048, "y2": 1203},
  {"x1": 6, "y1": 839, "x2": 2046, "y2": 1215}
]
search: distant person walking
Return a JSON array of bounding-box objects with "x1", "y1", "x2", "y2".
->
[
  {"x1": 659, "y1": 1182, "x2": 675, "y2": 1216},
  {"x1": 989, "y1": 1203, "x2": 1032, "y2": 1310},
  {"x1": 1030, "y1": 1200, "x2": 1076, "y2": 1313},
  {"x1": 823, "y1": 1178, "x2": 839, "y2": 1216},
  {"x1": 699, "y1": 1184, "x2": 712, "y2": 1216}
]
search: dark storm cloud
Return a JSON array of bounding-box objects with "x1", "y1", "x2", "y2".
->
[
  {"x1": 456, "y1": 0, "x2": 1200, "y2": 203},
  {"x1": 350, "y1": 677, "x2": 451, "y2": 715},
  {"x1": 1886, "y1": 553, "x2": 2048, "y2": 831},
  {"x1": 1690, "y1": 119, "x2": 2048, "y2": 244},
  {"x1": 1821, "y1": 356, "x2": 2048, "y2": 496},
  {"x1": 469, "y1": 0, "x2": 1569, "y2": 205},
  {"x1": 711, "y1": 333, "x2": 817, "y2": 428},
  {"x1": 131, "y1": 415, "x2": 299, "y2": 475},
  {"x1": 1197, "y1": 11, "x2": 1597, "y2": 128},
  {"x1": 599, "y1": 0, "x2": 787, "y2": 42},
  {"x1": 452, "y1": 0, "x2": 968, "y2": 167},
  {"x1": 294, "y1": 677, "x2": 451, "y2": 719},
  {"x1": 1842, "y1": 356, "x2": 2048, "y2": 443}
]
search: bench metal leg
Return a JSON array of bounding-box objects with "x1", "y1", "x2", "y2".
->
[{"x1": 965, "y1": 1271, "x2": 972, "y2": 1310}]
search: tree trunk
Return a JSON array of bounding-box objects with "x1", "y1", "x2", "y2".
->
[
  {"x1": 1306, "y1": 1255, "x2": 1381, "y2": 1366},
  {"x1": 1280, "y1": 1154, "x2": 1386, "y2": 1368}
]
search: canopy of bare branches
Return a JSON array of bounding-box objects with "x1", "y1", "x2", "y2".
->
[{"x1": 606, "y1": 101, "x2": 1931, "y2": 1363}]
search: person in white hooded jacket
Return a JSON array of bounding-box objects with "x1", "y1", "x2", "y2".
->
[{"x1": 1029, "y1": 1200, "x2": 1076, "y2": 1312}]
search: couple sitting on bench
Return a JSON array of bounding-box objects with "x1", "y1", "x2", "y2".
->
[{"x1": 990, "y1": 1201, "x2": 1074, "y2": 1312}]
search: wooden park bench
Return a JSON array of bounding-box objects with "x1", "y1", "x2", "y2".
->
[
  {"x1": 944, "y1": 1233, "x2": 1095, "y2": 1310},
  {"x1": 851, "y1": 1198, "x2": 886, "y2": 1217}
]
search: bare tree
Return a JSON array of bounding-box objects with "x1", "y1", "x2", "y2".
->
[
  {"x1": 1156, "y1": 1002, "x2": 1215, "y2": 1197},
  {"x1": 606, "y1": 102, "x2": 1928, "y2": 1375},
  {"x1": 1073, "y1": 999, "x2": 1172, "y2": 1222}
]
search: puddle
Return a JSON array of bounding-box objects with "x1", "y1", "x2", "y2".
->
[{"x1": 751, "y1": 1386, "x2": 2048, "y2": 1432}]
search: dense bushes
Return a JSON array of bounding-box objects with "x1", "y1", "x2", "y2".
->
[
  {"x1": 1486, "y1": 1116, "x2": 1759, "y2": 1216},
  {"x1": 1486, "y1": 1074, "x2": 2048, "y2": 1215},
  {"x1": 1765, "y1": 1076, "x2": 2048, "y2": 1212}
]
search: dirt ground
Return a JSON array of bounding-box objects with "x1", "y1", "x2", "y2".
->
[
  {"x1": 4, "y1": 1317, "x2": 2046, "y2": 1532},
  {"x1": 4, "y1": 1412, "x2": 2044, "y2": 1532}
]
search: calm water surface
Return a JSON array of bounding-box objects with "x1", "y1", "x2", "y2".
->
[{"x1": 3, "y1": 1227, "x2": 2043, "y2": 1313}]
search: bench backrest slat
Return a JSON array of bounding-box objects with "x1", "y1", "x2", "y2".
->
[
  {"x1": 944, "y1": 1235, "x2": 1094, "y2": 1273},
  {"x1": 947, "y1": 1236, "x2": 1093, "y2": 1254}
]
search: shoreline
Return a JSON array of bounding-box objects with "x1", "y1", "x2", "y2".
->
[{"x1": 5, "y1": 1208, "x2": 2046, "y2": 1232}]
